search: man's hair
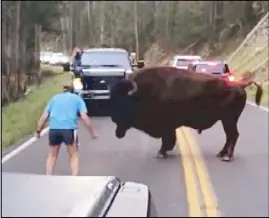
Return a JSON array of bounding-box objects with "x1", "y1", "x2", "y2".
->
[{"x1": 63, "y1": 81, "x2": 74, "y2": 93}]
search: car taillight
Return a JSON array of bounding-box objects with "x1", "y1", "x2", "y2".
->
[{"x1": 228, "y1": 75, "x2": 235, "y2": 82}]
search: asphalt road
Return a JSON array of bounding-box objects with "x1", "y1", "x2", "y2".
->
[{"x1": 2, "y1": 104, "x2": 268, "y2": 217}]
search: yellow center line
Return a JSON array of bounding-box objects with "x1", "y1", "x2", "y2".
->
[
  {"x1": 176, "y1": 129, "x2": 202, "y2": 217},
  {"x1": 181, "y1": 127, "x2": 221, "y2": 217}
]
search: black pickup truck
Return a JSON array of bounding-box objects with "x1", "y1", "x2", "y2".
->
[{"x1": 69, "y1": 48, "x2": 144, "y2": 114}]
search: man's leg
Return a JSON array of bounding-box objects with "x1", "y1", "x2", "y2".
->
[
  {"x1": 46, "y1": 130, "x2": 62, "y2": 175},
  {"x1": 76, "y1": 130, "x2": 80, "y2": 147},
  {"x1": 64, "y1": 130, "x2": 79, "y2": 176}
]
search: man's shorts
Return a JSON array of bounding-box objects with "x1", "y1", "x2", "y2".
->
[{"x1": 49, "y1": 129, "x2": 78, "y2": 146}]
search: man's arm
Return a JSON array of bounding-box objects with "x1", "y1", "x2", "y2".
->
[
  {"x1": 36, "y1": 99, "x2": 51, "y2": 136},
  {"x1": 36, "y1": 112, "x2": 49, "y2": 134},
  {"x1": 80, "y1": 112, "x2": 94, "y2": 131}
]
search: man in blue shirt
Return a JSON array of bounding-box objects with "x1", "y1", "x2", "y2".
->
[{"x1": 36, "y1": 84, "x2": 98, "y2": 176}]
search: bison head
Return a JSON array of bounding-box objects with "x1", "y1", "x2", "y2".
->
[{"x1": 109, "y1": 79, "x2": 139, "y2": 138}]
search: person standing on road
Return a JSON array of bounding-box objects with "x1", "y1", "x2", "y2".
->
[
  {"x1": 72, "y1": 47, "x2": 83, "y2": 68},
  {"x1": 35, "y1": 83, "x2": 98, "y2": 176}
]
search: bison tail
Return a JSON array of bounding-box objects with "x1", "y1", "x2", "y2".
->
[
  {"x1": 252, "y1": 82, "x2": 263, "y2": 106},
  {"x1": 238, "y1": 72, "x2": 263, "y2": 106}
]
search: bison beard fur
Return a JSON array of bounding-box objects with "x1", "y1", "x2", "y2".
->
[{"x1": 109, "y1": 67, "x2": 263, "y2": 162}]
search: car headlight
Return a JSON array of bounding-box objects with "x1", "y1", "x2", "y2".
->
[
  {"x1": 73, "y1": 78, "x2": 83, "y2": 91},
  {"x1": 126, "y1": 69, "x2": 133, "y2": 74}
]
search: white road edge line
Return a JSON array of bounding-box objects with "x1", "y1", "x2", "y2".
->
[
  {"x1": 1, "y1": 101, "x2": 267, "y2": 164},
  {"x1": 247, "y1": 101, "x2": 269, "y2": 112},
  {"x1": 1, "y1": 127, "x2": 49, "y2": 164}
]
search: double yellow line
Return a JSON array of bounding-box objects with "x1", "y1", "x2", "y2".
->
[{"x1": 176, "y1": 127, "x2": 221, "y2": 217}]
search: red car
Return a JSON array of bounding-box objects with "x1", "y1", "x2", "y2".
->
[{"x1": 193, "y1": 60, "x2": 236, "y2": 83}]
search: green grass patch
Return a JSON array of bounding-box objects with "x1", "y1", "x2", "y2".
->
[{"x1": 2, "y1": 70, "x2": 70, "y2": 149}]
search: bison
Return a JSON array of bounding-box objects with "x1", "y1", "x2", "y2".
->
[{"x1": 109, "y1": 66, "x2": 263, "y2": 162}]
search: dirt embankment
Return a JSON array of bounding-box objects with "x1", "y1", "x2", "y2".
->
[{"x1": 143, "y1": 22, "x2": 268, "y2": 107}]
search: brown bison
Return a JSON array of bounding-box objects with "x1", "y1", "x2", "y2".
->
[{"x1": 109, "y1": 66, "x2": 263, "y2": 162}]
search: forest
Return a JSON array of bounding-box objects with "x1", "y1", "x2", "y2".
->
[{"x1": 1, "y1": 1, "x2": 268, "y2": 105}]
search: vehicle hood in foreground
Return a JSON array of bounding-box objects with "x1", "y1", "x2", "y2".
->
[
  {"x1": 2, "y1": 173, "x2": 120, "y2": 217},
  {"x1": 2, "y1": 172, "x2": 150, "y2": 217}
]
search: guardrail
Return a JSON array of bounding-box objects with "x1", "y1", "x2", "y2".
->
[
  {"x1": 232, "y1": 43, "x2": 268, "y2": 72},
  {"x1": 227, "y1": 12, "x2": 269, "y2": 63},
  {"x1": 227, "y1": 11, "x2": 268, "y2": 86}
]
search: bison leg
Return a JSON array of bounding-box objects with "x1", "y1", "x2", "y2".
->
[
  {"x1": 115, "y1": 125, "x2": 128, "y2": 139},
  {"x1": 157, "y1": 130, "x2": 176, "y2": 159},
  {"x1": 197, "y1": 129, "x2": 203, "y2": 134},
  {"x1": 218, "y1": 119, "x2": 239, "y2": 162}
]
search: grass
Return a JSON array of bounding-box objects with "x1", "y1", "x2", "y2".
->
[{"x1": 2, "y1": 68, "x2": 70, "y2": 149}]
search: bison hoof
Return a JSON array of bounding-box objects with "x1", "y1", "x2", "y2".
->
[
  {"x1": 156, "y1": 152, "x2": 167, "y2": 159},
  {"x1": 216, "y1": 150, "x2": 226, "y2": 158},
  {"x1": 115, "y1": 130, "x2": 125, "y2": 139},
  {"x1": 221, "y1": 156, "x2": 233, "y2": 162},
  {"x1": 197, "y1": 129, "x2": 203, "y2": 134}
]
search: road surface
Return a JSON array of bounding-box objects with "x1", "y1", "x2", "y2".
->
[{"x1": 2, "y1": 104, "x2": 268, "y2": 217}]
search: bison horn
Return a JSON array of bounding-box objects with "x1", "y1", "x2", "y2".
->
[{"x1": 128, "y1": 81, "x2": 138, "y2": 95}]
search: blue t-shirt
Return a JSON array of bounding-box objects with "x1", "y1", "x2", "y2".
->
[{"x1": 45, "y1": 92, "x2": 87, "y2": 130}]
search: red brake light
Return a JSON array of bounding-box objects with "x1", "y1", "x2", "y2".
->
[{"x1": 228, "y1": 75, "x2": 235, "y2": 82}]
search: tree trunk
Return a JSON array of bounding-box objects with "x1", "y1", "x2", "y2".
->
[
  {"x1": 243, "y1": 1, "x2": 255, "y2": 34},
  {"x1": 91, "y1": 1, "x2": 96, "y2": 44},
  {"x1": 15, "y1": 0, "x2": 21, "y2": 99},
  {"x1": 60, "y1": 17, "x2": 67, "y2": 53},
  {"x1": 69, "y1": 4, "x2": 74, "y2": 51},
  {"x1": 80, "y1": 10, "x2": 84, "y2": 46},
  {"x1": 170, "y1": 1, "x2": 178, "y2": 45},
  {"x1": 100, "y1": 1, "x2": 105, "y2": 45},
  {"x1": 209, "y1": 1, "x2": 216, "y2": 50},
  {"x1": 1, "y1": 3, "x2": 7, "y2": 104},
  {"x1": 215, "y1": 2, "x2": 224, "y2": 35},
  {"x1": 35, "y1": 25, "x2": 42, "y2": 85},
  {"x1": 87, "y1": 1, "x2": 92, "y2": 41},
  {"x1": 153, "y1": 1, "x2": 158, "y2": 39},
  {"x1": 20, "y1": 29, "x2": 28, "y2": 94},
  {"x1": 165, "y1": 3, "x2": 170, "y2": 47},
  {"x1": 134, "y1": 1, "x2": 139, "y2": 60}
]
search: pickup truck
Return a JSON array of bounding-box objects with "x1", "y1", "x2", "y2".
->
[
  {"x1": 69, "y1": 48, "x2": 144, "y2": 114},
  {"x1": 171, "y1": 55, "x2": 202, "y2": 70},
  {"x1": 2, "y1": 172, "x2": 157, "y2": 217}
]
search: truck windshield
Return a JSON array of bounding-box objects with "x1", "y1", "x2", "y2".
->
[
  {"x1": 196, "y1": 64, "x2": 225, "y2": 74},
  {"x1": 176, "y1": 59, "x2": 194, "y2": 67},
  {"x1": 81, "y1": 51, "x2": 131, "y2": 68}
]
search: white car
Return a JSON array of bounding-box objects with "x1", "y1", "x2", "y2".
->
[
  {"x1": 40, "y1": 51, "x2": 54, "y2": 64},
  {"x1": 49, "y1": 53, "x2": 70, "y2": 66},
  {"x1": 171, "y1": 55, "x2": 202, "y2": 70}
]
